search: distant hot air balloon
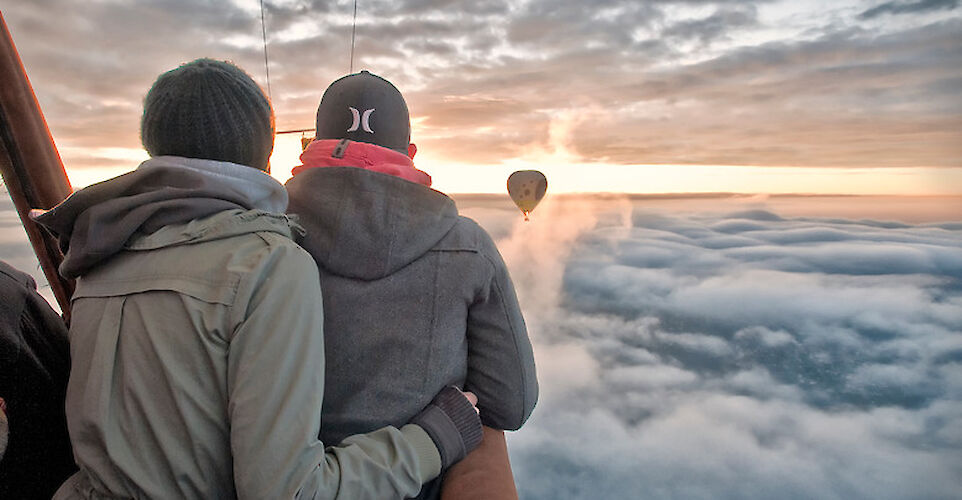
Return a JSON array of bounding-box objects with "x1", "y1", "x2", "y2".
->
[{"x1": 507, "y1": 170, "x2": 547, "y2": 221}]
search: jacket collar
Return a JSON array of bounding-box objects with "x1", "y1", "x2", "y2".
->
[{"x1": 293, "y1": 139, "x2": 432, "y2": 187}]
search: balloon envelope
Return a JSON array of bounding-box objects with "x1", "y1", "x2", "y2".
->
[{"x1": 507, "y1": 170, "x2": 547, "y2": 217}]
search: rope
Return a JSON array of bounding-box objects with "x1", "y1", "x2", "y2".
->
[
  {"x1": 259, "y1": 0, "x2": 272, "y2": 99},
  {"x1": 256, "y1": 1, "x2": 317, "y2": 135},
  {"x1": 350, "y1": 0, "x2": 358, "y2": 73}
]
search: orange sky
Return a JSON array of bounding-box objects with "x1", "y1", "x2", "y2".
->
[{"x1": 64, "y1": 131, "x2": 962, "y2": 196}]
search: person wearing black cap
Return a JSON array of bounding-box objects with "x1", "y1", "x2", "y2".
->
[
  {"x1": 286, "y1": 71, "x2": 539, "y2": 499},
  {"x1": 34, "y1": 59, "x2": 481, "y2": 499}
]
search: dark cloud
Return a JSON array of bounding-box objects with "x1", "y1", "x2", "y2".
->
[
  {"x1": 860, "y1": 0, "x2": 959, "y2": 19},
  {"x1": 663, "y1": 5, "x2": 760, "y2": 45},
  {"x1": 508, "y1": 1, "x2": 661, "y2": 49},
  {"x1": 275, "y1": 0, "x2": 510, "y2": 17},
  {"x1": 565, "y1": 18, "x2": 962, "y2": 165}
]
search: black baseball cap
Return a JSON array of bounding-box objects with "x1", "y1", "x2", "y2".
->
[{"x1": 314, "y1": 70, "x2": 410, "y2": 154}]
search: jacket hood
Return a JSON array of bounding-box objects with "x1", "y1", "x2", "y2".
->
[
  {"x1": 285, "y1": 167, "x2": 459, "y2": 280},
  {"x1": 34, "y1": 156, "x2": 288, "y2": 278}
]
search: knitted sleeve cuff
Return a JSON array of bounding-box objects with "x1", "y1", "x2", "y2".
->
[{"x1": 410, "y1": 386, "x2": 483, "y2": 470}]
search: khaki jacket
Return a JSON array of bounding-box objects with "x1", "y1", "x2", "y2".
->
[{"x1": 54, "y1": 209, "x2": 440, "y2": 499}]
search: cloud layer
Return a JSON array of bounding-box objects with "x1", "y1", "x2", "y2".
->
[
  {"x1": 3, "y1": 0, "x2": 960, "y2": 171},
  {"x1": 467, "y1": 195, "x2": 962, "y2": 499}
]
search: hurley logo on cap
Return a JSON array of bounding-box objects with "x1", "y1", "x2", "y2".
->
[{"x1": 348, "y1": 107, "x2": 375, "y2": 133}]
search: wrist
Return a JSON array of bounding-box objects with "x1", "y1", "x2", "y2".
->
[{"x1": 411, "y1": 387, "x2": 483, "y2": 470}]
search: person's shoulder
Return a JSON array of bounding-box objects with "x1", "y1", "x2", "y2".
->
[
  {"x1": 189, "y1": 210, "x2": 309, "y2": 262},
  {"x1": 0, "y1": 260, "x2": 36, "y2": 291},
  {"x1": 456, "y1": 215, "x2": 499, "y2": 238},
  {"x1": 458, "y1": 216, "x2": 502, "y2": 250},
  {"x1": 239, "y1": 220, "x2": 317, "y2": 274},
  {"x1": 0, "y1": 261, "x2": 38, "y2": 322},
  {"x1": 433, "y1": 215, "x2": 492, "y2": 251}
]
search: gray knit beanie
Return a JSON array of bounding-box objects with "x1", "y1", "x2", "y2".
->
[{"x1": 141, "y1": 58, "x2": 274, "y2": 170}]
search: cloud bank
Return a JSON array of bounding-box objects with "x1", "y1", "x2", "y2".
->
[{"x1": 467, "y1": 195, "x2": 962, "y2": 499}]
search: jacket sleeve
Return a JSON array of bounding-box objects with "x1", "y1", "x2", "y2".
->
[
  {"x1": 226, "y1": 239, "x2": 441, "y2": 499},
  {"x1": 465, "y1": 227, "x2": 539, "y2": 430}
]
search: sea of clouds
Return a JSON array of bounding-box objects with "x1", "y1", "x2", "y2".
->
[
  {"x1": 459, "y1": 195, "x2": 962, "y2": 500},
  {"x1": 3, "y1": 190, "x2": 960, "y2": 499}
]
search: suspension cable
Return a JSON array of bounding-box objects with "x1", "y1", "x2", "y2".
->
[
  {"x1": 350, "y1": 0, "x2": 358, "y2": 73},
  {"x1": 259, "y1": 0, "x2": 272, "y2": 99}
]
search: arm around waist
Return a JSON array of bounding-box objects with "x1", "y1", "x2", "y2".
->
[{"x1": 227, "y1": 240, "x2": 442, "y2": 499}]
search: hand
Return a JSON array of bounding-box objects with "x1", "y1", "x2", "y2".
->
[
  {"x1": 412, "y1": 387, "x2": 484, "y2": 469},
  {"x1": 461, "y1": 391, "x2": 480, "y2": 414}
]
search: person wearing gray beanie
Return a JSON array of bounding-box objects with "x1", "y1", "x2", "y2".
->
[
  {"x1": 36, "y1": 58, "x2": 481, "y2": 499},
  {"x1": 141, "y1": 58, "x2": 275, "y2": 171}
]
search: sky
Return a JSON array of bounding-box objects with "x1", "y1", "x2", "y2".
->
[{"x1": 2, "y1": 0, "x2": 961, "y2": 194}]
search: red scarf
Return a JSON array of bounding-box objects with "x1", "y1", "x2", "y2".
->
[{"x1": 292, "y1": 139, "x2": 432, "y2": 187}]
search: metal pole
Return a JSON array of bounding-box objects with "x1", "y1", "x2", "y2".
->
[{"x1": 0, "y1": 10, "x2": 75, "y2": 319}]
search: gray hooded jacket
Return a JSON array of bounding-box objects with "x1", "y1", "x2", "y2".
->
[{"x1": 286, "y1": 167, "x2": 538, "y2": 446}]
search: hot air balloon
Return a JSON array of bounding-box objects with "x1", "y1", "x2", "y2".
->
[{"x1": 507, "y1": 170, "x2": 547, "y2": 221}]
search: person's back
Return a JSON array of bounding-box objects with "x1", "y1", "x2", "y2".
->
[
  {"x1": 286, "y1": 71, "x2": 538, "y2": 497},
  {"x1": 56, "y1": 204, "x2": 323, "y2": 497},
  {"x1": 36, "y1": 59, "x2": 481, "y2": 499},
  {"x1": 288, "y1": 166, "x2": 534, "y2": 442},
  {"x1": 0, "y1": 261, "x2": 76, "y2": 499}
]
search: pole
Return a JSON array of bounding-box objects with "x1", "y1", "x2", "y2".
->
[{"x1": 0, "y1": 10, "x2": 75, "y2": 319}]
